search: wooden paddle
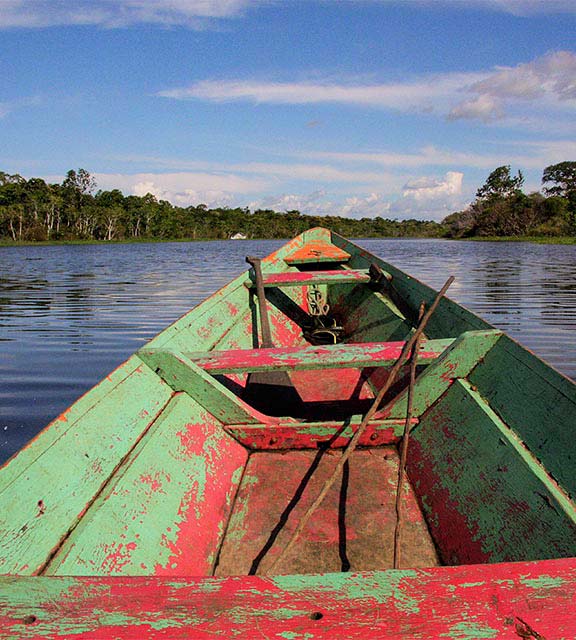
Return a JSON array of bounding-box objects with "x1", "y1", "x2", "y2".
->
[{"x1": 245, "y1": 256, "x2": 303, "y2": 415}]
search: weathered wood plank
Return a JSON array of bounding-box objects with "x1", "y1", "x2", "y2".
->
[
  {"x1": 408, "y1": 379, "x2": 576, "y2": 565},
  {"x1": 0, "y1": 359, "x2": 174, "y2": 575},
  {"x1": 244, "y1": 269, "x2": 375, "y2": 288},
  {"x1": 225, "y1": 417, "x2": 416, "y2": 449},
  {"x1": 45, "y1": 393, "x2": 248, "y2": 577},
  {"x1": 469, "y1": 334, "x2": 576, "y2": 498},
  {"x1": 215, "y1": 448, "x2": 438, "y2": 576},
  {"x1": 284, "y1": 241, "x2": 351, "y2": 264},
  {"x1": 137, "y1": 349, "x2": 264, "y2": 424},
  {"x1": 377, "y1": 329, "x2": 503, "y2": 419},
  {"x1": 0, "y1": 558, "x2": 574, "y2": 638},
  {"x1": 185, "y1": 338, "x2": 454, "y2": 374}
]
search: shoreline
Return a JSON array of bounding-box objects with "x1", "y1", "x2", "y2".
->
[
  {"x1": 462, "y1": 236, "x2": 576, "y2": 245},
  {"x1": 1, "y1": 235, "x2": 575, "y2": 247}
]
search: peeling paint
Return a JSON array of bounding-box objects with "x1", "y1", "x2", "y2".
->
[{"x1": 440, "y1": 621, "x2": 498, "y2": 639}]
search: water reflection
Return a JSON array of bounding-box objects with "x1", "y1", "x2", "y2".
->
[
  {"x1": 1, "y1": 238, "x2": 575, "y2": 464},
  {"x1": 361, "y1": 238, "x2": 576, "y2": 374}
]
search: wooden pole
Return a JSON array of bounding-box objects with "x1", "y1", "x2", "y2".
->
[
  {"x1": 244, "y1": 256, "x2": 303, "y2": 415},
  {"x1": 393, "y1": 301, "x2": 425, "y2": 569},
  {"x1": 265, "y1": 276, "x2": 454, "y2": 575},
  {"x1": 246, "y1": 256, "x2": 274, "y2": 349}
]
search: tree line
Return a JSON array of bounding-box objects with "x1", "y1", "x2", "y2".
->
[
  {"x1": 0, "y1": 162, "x2": 574, "y2": 243},
  {"x1": 0, "y1": 169, "x2": 441, "y2": 242}
]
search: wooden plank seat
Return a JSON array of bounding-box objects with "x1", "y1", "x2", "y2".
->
[
  {"x1": 177, "y1": 338, "x2": 455, "y2": 374},
  {"x1": 284, "y1": 241, "x2": 351, "y2": 264},
  {"x1": 138, "y1": 331, "x2": 502, "y2": 424},
  {"x1": 243, "y1": 268, "x2": 389, "y2": 288}
]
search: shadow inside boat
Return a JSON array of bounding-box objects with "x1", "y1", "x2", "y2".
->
[
  {"x1": 215, "y1": 373, "x2": 380, "y2": 420},
  {"x1": 248, "y1": 424, "x2": 352, "y2": 575}
]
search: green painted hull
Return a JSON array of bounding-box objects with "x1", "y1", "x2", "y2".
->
[{"x1": 0, "y1": 227, "x2": 574, "y2": 638}]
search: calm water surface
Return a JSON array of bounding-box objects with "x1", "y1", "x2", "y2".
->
[{"x1": 1, "y1": 238, "x2": 575, "y2": 463}]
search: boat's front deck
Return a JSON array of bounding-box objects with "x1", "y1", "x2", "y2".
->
[{"x1": 215, "y1": 447, "x2": 439, "y2": 576}]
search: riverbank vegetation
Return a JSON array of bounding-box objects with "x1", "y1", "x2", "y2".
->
[
  {"x1": 0, "y1": 162, "x2": 574, "y2": 243},
  {"x1": 0, "y1": 169, "x2": 441, "y2": 242},
  {"x1": 443, "y1": 162, "x2": 576, "y2": 239}
]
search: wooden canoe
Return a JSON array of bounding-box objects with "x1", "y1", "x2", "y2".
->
[{"x1": 0, "y1": 227, "x2": 575, "y2": 638}]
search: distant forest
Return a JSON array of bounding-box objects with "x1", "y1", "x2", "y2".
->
[{"x1": 0, "y1": 162, "x2": 574, "y2": 242}]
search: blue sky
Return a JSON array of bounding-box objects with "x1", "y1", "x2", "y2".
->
[{"x1": 1, "y1": 0, "x2": 575, "y2": 220}]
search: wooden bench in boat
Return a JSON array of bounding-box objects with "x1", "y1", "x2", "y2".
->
[
  {"x1": 283, "y1": 241, "x2": 352, "y2": 264},
  {"x1": 177, "y1": 338, "x2": 455, "y2": 373},
  {"x1": 138, "y1": 330, "x2": 504, "y2": 426},
  {"x1": 243, "y1": 268, "x2": 391, "y2": 288}
]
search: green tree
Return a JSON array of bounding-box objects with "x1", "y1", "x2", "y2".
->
[
  {"x1": 542, "y1": 161, "x2": 576, "y2": 233},
  {"x1": 0, "y1": 173, "x2": 27, "y2": 240},
  {"x1": 542, "y1": 162, "x2": 576, "y2": 197},
  {"x1": 63, "y1": 169, "x2": 97, "y2": 237},
  {"x1": 476, "y1": 166, "x2": 524, "y2": 202}
]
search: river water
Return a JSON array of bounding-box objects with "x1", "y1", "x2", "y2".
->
[{"x1": 1, "y1": 238, "x2": 575, "y2": 463}]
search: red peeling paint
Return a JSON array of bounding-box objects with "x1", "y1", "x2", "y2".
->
[
  {"x1": 194, "y1": 341, "x2": 446, "y2": 374},
  {"x1": 253, "y1": 269, "x2": 370, "y2": 287},
  {"x1": 139, "y1": 472, "x2": 166, "y2": 494},
  {"x1": 7, "y1": 560, "x2": 574, "y2": 638},
  {"x1": 101, "y1": 541, "x2": 139, "y2": 574},
  {"x1": 225, "y1": 421, "x2": 406, "y2": 450},
  {"x1": 153, "y1": 417, "x2": 248, "y2": 576},
  {"x1": 225, "y1": 301, "x2": 239, "y2": 317},
  {"x1": 440, "y1": 361, "x2": 458, "y2": 382}
]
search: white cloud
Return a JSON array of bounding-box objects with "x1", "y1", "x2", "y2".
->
[
  {"x1": 248, "y1": 190, "x2": 394, "y2": 219},
  {"x1": 402, "y1": 171, "x2": 463, "y2": 202},
  {"x1": 42, "y1": 163, "x2": 467, "y2": 220},
  {"x1": 1, "y1": 0, "x2": 575, "y2": 29},
  {"x1": 250, "y1": 190, "x2": 331, "y2": 214},
  {"x1": 246, "y1": 172, "x2": 464, "y2": 220},
  {"x1": 0, "y1": 0, "x2": 255, "y2": 29},
  {"x1": 341, "y1": 193, "x2": 392, "y2": 218},
  {"x1": 304, "y1": 139, "x2": 576, "y2": 171},
  {"x1": 233, "y1": 161, "x2": 389, "y2": 185},
  {"x1": 159, "y1": 51, "x2": 576, "y2": 130},
  {"x1": 157, "y1": 73, "x2": 480, "y2": 113},
  {"x1": 448, "y1": 95, "x2": 504, "y2": 123},
  {"x1": 450, "y1": 51, "x2": 576, "y2": 122},
  {"x1": 388, "y1": 171, "x2": 465, "y2": 220},
  {"x1": 109, "y1": 154, "x2": 401, "y2": 189},
  {"x1": 95, "y1": 171, "x2": 267, "y2": 207}
]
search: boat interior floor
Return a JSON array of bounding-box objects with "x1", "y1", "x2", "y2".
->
[{"x1": 214, "y1": 446, "x2": 440, "y2": 576}]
